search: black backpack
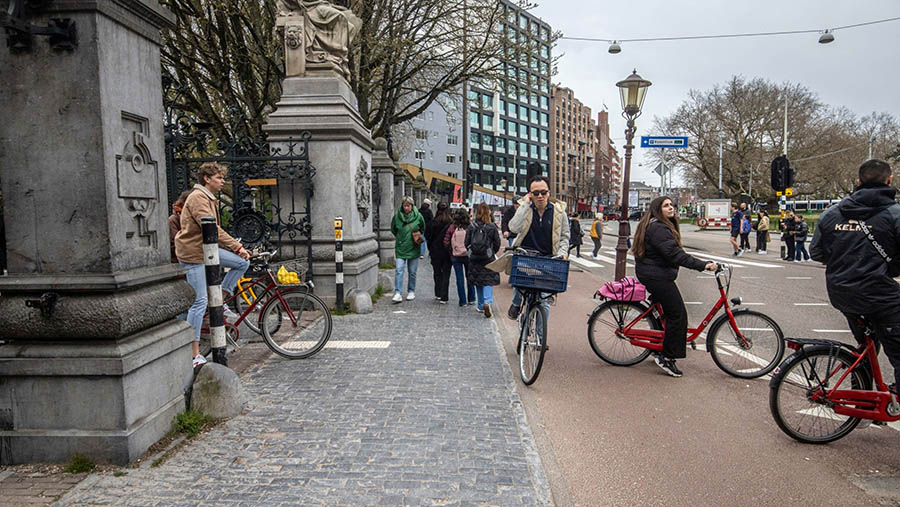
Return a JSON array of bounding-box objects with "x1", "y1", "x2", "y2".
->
[{"x1": 468, "y1": 222, "x2": 494, "y2": 261}]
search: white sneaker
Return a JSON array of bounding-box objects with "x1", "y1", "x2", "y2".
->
[
  {"x1": 222, "y1": 305, "x2": 238, "y2": 320},
  {"x1": 406, "y1": 291, "x2": 416, "y2": 301},
  {"x1": 192, "y1": 354, "x2": 207, "y2": 367},
  {"x1": 758, "y1": 251, "x2": 767, "y2": 255},
  {"x1": 392, "y1": 292, "x2": 403, "y2": 303}
]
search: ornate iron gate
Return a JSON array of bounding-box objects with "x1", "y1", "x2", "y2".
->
[{"x1": 164, "y1": 105, "x2": 315, "y2": 278}]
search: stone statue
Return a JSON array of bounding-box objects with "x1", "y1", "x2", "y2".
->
[{"x1": 276, "y1": 0, "x2": 361, "y2": 80}]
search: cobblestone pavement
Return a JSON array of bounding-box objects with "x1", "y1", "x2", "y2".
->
[{"x1": 56, "y1": 262, "x2": 551, "y2": 506}]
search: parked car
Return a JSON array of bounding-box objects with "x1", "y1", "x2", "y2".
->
[{"x1": 628, "y1": 210, "x2": 644, "y2": 221}]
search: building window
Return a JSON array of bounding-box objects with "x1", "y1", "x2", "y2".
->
[
  {"x1": 447, "y1": 134, "x2": 458, "y2": 145},
  {"x1": 471, "y1": 151, "x2": 481, "y2": 169},
  {"x1": 530, "y1": 126, "x2": 538, "y2": 140},
  {"x1": 519, "y1": 14, "x2": 527, "y2": 28},
  {"x1": 481, "y1": 93, "x2": 492, "y2": 109},
  {"x1": 446, "y1": 153, "x2": 457, "y2": 163},
  {"x1": 483, "y1": 133, "x2": 494, "y2": 150},
  {"x1": 540, "y1": 112, "x2": 549, "y2": 127},
  {"x1": 520, "y1": 142, "x2": 528, "y2": 157},
  {"x1": 415, "y1": 129, "x2": 428, "y2": 140},
  {"x1": 507, "y1": 102, "x2": 517, "y2": 118},
  {"x1": 427, "y1": 111, "x2": 434, "y2": 121},
  {"x1": 414, "y1": 150, "x2": 425, "y2": 160},
  {"x1": 471, "y1": 132, "x2": 481, "y2": 146},
  {"x1": 508, "y1": 140, "x2": 517, "y2": 155},
  {"x1": 530, "y1": 109, "x2": 538, "y2": 124},
  {"x1": 541, "y1": 96, "x2": 549, "y2": 110},
  {"x1": 469, "y1": 111, "x2": 479, "y2": 128},
  {"x1": 519, "y1": 123, "x2": 528, "y2": 138},
  {"x1": 507, "y1": 120, "x2": 517, "y2": 136},
  {"x1": 482, "y1": 113, "x2": 494, "y2": 129},
  {"x1": 541, "y1": 129, "x2": 549, "y2": 143},
  {"x1": 496, "y1": 137, "x2": 506, "y2": 152},
  {"x1": 541, "y1": 44, "x2": 549, "y2": 58}
]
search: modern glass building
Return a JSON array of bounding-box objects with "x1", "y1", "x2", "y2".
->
[{"x1": 466, "y1": 0, "x2": 552, "y2": 197}]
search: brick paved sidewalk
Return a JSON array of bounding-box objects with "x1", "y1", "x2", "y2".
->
[{"x1": 56, "y1": 261, "x2": 551, "y2": 506}]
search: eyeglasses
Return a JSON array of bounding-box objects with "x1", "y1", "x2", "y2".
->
[{"x1": 531, "y1": 190, "x2": 549, "y2": 196}]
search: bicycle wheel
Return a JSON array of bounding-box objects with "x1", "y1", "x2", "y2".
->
[
  {"x1": 769, "y1": 347, "x2": 870, "y2": 444},
  {"x1": 234, "y1": 286, "x2": 272, "y2": 336},
  {"x1": 519, "y1": 302, "x2": 548, "y2": 385},
  {"x1": 260, "y1": 288, "x2": 333, "y2": 359},
  {"x1": 707, "y1": 310, "x2": 785, "y2": 378},
  {"x1": 587, "y1": 301, "x2": 657, "y2": 366}
]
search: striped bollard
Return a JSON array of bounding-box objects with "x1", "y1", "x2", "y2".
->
[
  {"x1": 201, "y1": 216, "x2": 228, "y2": 366},
  {"x1": 334, "y1": 217, "x2": 344, "y2": 312}
]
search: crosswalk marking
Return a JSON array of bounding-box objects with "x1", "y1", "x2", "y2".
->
[
  {"x1": 794, "y1": 303, "x2": 828, "y2": 306},
  {"x1": 686, "y1": 249, "x2": 784, "y2": 269},
  {"x1": 812, "y1": 329, "x2": 852, "y2": 334},
  {"x1": 571, "y1": 255, "x2": 602, "y2": 269}
]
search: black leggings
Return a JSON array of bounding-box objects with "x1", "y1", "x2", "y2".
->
[
  {"x1": 739, "y1": 233, "x2": 750, "y2": 250},
  {"x1": 640, "y1": 277, "x2": 688, "y2": 359},
  {"x1": 431, "y1": 259, "x2": 452, "y2": 301}
]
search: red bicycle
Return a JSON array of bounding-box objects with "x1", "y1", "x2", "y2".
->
[
  {"x1": 200, "y1": 251, "x2": 332, "y2": 359},
  {"x1": 769, "y1": 316, "x2": 900, "y2": 443},
  {"x1": 587, "y1": 264, "x2": 785, "y2": 378}
]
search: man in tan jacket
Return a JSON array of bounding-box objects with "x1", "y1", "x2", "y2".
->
[{"x1": 175, "y1": 162, "x2": 250, "y2": 367}]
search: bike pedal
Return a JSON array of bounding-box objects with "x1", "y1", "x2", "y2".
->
[
  {"x1": 872, "y1": 420, "x2": 887, "y2": 426},
  {"x1": 690, "y1": 341, "x2": 697, "y2": 350}
]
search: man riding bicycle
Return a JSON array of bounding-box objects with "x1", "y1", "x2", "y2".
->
[
  {"x1": 810, "y1": 159, "x2": 900, "y2": 394},
  {"x1": 505, "y1": 173, "x2": 570, "y2": 320}
]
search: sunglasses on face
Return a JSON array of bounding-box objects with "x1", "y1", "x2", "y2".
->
[{"x1": 531, "y1": 190, "x2": 549, "y2": 196}]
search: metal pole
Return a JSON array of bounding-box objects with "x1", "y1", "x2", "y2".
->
[
  {"x1": 869, "y1": 135, "x2": 876, "y2": 160},
  {"x1": 748, "y1": 164, "x2": 752, "y2": 201},
  {"x1": 614, "y1": 119, "x2": 636, "y2": 281},
  {"x1": 334, "y1": 217, "x2": 344, "y2": 312},
  {"x1": 718, "y1": 138, "x2": 723, "y2": 198},
  {"x1": 660, "y1": 148, "x2": 666, "y2": 196},
  {"x1": 783, "y1": 97, "x2": 788, "y2": 157},
  {"x1": 201, "y1": 216, "x2": 227, "y2": 366}
]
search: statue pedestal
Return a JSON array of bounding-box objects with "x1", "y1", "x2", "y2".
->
[
  {"x1": 0, "y1": 0, "x2": 195, "y2": 465},
  {"x1": 264, "y1": 76, "x2": 378, "y2": 301},
  {"x1": 371, "y1": 139, "x2": 397, "y2": 266}
]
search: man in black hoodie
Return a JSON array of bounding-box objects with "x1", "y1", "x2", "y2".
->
[{"x1": 810, "y1": 159, "x2": 900, "y2": 392}]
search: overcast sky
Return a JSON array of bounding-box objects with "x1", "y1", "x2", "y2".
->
[{"x1": 530, "y1": 0, "x2": 900, "y2": 186}]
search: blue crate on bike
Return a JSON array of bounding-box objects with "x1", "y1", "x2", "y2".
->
[{"x1": 509, "y1": 255, "x2": 569, "y2": 293}]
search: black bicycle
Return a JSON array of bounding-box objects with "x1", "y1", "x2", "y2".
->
[{"x1": 509, "y1": 250, "x2": 570, "y2": 385}]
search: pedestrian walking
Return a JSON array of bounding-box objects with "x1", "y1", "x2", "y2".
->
[
  {"x1": 793, "y1": 213, "x2": 810, "y2": 261},
  {"x1": 729, "y1": 203, "x2": 743, "y2": 256},
  {"x1": 168, "y1": 189, "x2": 193, "y2": 263},
  {"x1": 739, "y1": 213, "x2": 752, "y2": 251},
  {"x1": 501, "y1": 199, "x2": 519, "y2": 248},
  {"x1": 445, "y1": 210, "x2": 476, "y2": 306},
  {"x1": 589, "y1": 212, "x2": 603, "y2": 259},
  {"x1": 568, "y1": 212, "x2": 584, "y2": 258},
  {"x1": 418, "y1": 198, "x2": 433, "y2": 259},
  {"x1": 781, "y1": 210, "x2": 796, "y2": 261},
  {"x1": 466, "y1": 202, "x2": 501, "y2": 318},
  {"x1": 633, "y1": 196, "x2": 718, "y2": 377},
  {"x1": 755, "y1": 210, "x2": 770, "y2": 254},
  {"x1": 426, "y1": 202, "x2": 453, "y2": 304},
  {"x1": 390, "y1": 196, "x2": 425, "y2": 303},
  {"x1": 174, "y1": 162, "x2": 251, "y2": 367}
]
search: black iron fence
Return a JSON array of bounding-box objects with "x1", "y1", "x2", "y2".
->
[{"x1": 164, "y1": 104, "x2": 315, "y2": 278}]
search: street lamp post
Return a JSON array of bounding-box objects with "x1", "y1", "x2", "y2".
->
[{"x1": 614, "y1": 70, "x2": 651, "y2": 281}]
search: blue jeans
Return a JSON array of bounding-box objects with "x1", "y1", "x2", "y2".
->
[
  {"x1": 180, "y1": 249, "x2": 250, "y2": 341},
  {"x1": 475, "y1": 285, "x2": 493, "y2": 310},
  {"x1": 421, "y1": 237, "x2": 427, "y2": 257},
  {"x1": 451, "y1": 257, "x2": 476, "y2": 305},
  {"x1": 394, "y1": 257, "x2": 419, "y2": 293},
  {"x1": 795, "y1": 240, "x2": 809, "y2": 261}
]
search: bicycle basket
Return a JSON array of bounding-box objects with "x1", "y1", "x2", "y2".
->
[
  {"x1": 509, "y1": 255, "x2": 570, "y2": 293},
  {"x1": 273, "y1": 259, "x2": 308, "y2": 286}
]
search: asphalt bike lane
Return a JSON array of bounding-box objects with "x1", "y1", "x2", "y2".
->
[{"x1": 494, "y1": 222, "x2": 900, "y2": 506}]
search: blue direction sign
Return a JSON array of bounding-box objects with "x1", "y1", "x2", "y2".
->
[{"x1": 641, "y1": 136, "x2": 689, "y2": 148}]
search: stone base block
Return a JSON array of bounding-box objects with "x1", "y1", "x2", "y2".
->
[
  {"x1": 346, "y1": 288, "x2": 373, "y2": 314},
  {"x1": 191, "y1": 363, "x2": 245, "y2": 419},
  {"x1": 0, "y1": 320, "x2": 194, "y2": 465}
]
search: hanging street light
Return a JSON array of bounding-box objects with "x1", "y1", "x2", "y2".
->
[
  {"x1": 613, "y1": 69, "x2": 652, "y2": 280},
  {"x1": 608, "y1": 40, "x2": 622, "y2": 54},
  {"x1": 818, "y1": 29, "x2": 835, "y2": 44}
]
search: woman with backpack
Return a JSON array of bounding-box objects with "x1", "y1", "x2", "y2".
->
[
  {"x1": 739, "y1": 213, "x2": 752, "y2": 251},
  {"x1": 390, "y1": 196, "x2": 426, "y2": 303},
  {"x1": 589, "y1": 212, "x2": 603, "y2": 259},
  {"x1": 568, "y1": 213, "x2": 584, "y2": 258},
  {"x1": 445, "y1": 210, "x2": 476, "y2": 306},
  {"x1": 466, "y1": 203, "x2": 501, "y2": 318},
  {"x1": 632, "y1": 196, "x2": 717, "y2": 377},
  {"x1": 426, "y1": 202, "x2": 453, "y2": 304}
]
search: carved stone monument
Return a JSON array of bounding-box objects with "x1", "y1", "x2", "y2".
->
[
  {"x1": 265, "y1": 0, "x2": 377, "y2": 301},
  {"x1": 0, "y1": 0, "x2": 194, "y2": 464}
]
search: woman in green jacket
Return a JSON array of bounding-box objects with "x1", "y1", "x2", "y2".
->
[{"x1": 390, "y1": 196, "x2": 426, "y2": 303}]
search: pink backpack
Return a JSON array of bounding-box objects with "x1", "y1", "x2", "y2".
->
[
  {"x1": 450, "y1": 227, "x2": 468, "y2": 257},
  {"x1": 598, "y1": 277, "x2": 647, "y2": 302}
]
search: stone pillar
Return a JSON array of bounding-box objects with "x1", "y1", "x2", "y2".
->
[
  {"x1": 0, "y1": 0, "x2": 195, "y2": 464},
  {"x1": 372, "y1": 138, "x2": 397, "y2": 265},
  {"x1": 263, "y1": 76, "x2": 378, "y2": 302}
]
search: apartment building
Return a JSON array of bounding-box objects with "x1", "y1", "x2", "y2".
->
[
  {"x1": 466, "y1": 0, "x2": 553, "y2": 197},
  {"x1": 398, "y1": 96, "x2": 464, "y2": 179},
  {"x1": 550, "y1": 85, "x2": 596, "y2": 209}
]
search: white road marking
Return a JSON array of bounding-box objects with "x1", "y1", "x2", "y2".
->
[
  {"x1": 392, "y1": 310, "x2": 407, "y2": 314},
  {"x1": 684, "y1": 301, "x2": 703, "y2": 305},
  {"x1": 794, "y1": 303, "x2": 828, "y2": 306},
  {"x1": 686, "y1": 250, "x2": 784, "y2": 269},
  {"x1": 741, "y1": 302, "x2": 766, "y2": 306},
  {"x1": 571, "y1": 255, "x2": 602, "y2": 269},
  {"x1": 282, "y1": 340, "x2": 391, "y2": 349},
  {"x1": 740, "y1": 276, "x2": 760, "y2": 279},
  {"x1": 786, "y1": 276, "x2": 812, "y2": 280},
  {"x1": 812, "y1": 329, "x2": 852, "y2": 334},
  {"x1": 595, "y1": 253, "x2": 633, "y2": 268},
  {"x1": 697, "y1": 276, "x2": 716, "y2": 279}
]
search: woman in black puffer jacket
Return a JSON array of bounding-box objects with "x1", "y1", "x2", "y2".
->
[{"x1": 632, "y1": 196, "x2": 717, "y2": 378}]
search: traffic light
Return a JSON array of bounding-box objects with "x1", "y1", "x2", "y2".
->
[{"x1": 771, "y1": 155, "x2": 791, "y2": 191}]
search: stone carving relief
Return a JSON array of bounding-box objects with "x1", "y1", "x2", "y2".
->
[
  {"x1": 275, "y1": 0, "x2": 362, "y2": 80},
  {"x1": 116, "y1": 113, "x2": 159, "y2": 249},
  {"x1": 356, "y1": 155, "x2": 371, "y2": 223}
]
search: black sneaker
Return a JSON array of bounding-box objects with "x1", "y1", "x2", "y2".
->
[
  {"x1": 654, "y1": 356, "x2": 683, "y2": 377},
  {"x1": 507, "y1": 304, "x2": 521, "y2": 320}
]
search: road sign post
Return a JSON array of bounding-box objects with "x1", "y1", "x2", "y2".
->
[{"x1": 642, "y1": 137, "x2": 689, "y2": 197}]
